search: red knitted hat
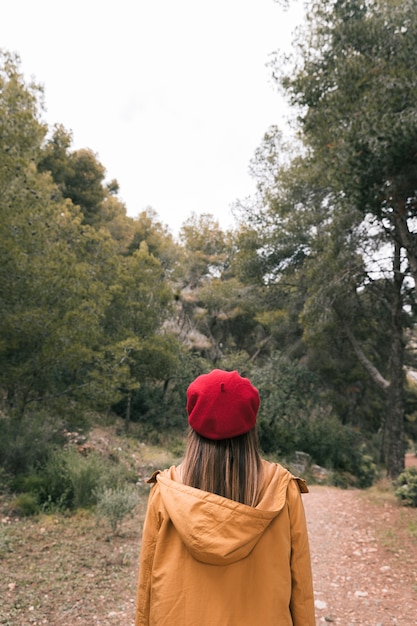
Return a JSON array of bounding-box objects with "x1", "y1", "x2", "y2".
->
[{"x1": 186, "y1": 369, "x2": 260, "y2": 440}]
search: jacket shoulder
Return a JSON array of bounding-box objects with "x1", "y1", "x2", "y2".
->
[
  {"x1": 292, "y1": 476, "x2": 309, "y2": 493},
  {"x1": 265, "y1": 461, "x2": 309, "y2": 494},
  {"x1": 146, "y1": 470, "x2": 161, "y2": 484}
]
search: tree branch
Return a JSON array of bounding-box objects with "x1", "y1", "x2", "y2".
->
[{"x1": 343, "y1": 325, "x2": 390, "y2": 392}]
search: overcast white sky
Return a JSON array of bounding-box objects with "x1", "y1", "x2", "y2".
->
[{"x1": 2, "y1": 0, "x2": 304, "y2": 235}]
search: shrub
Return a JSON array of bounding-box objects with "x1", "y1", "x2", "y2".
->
[
  {"x1": 10, "y1": 492, "x2": 40, "y2": 516},
  {"x1": 11, "y1": 473, "x2": 45, "y2": 495},
  {"x1": 250, "y1": 354, "x2": 379, "y2": 487},
  {"x1": 37, "y1": 447, "x2": 75, "y2": 510},
  {"x1": 0, "y1": 467, "x2": 12, "y2": 495},
  {"x1": 0, "y1": 412, "x2": 65, "y2": 476},
  {"x1": 0, "y1": 527, "x2": 14, "y2": 559},
  {"x1": 356, "y1": 452, "x2": 379, "y2": 489},
  {"x1": 394, "y1": 467, "x2": 417, "y2": 507},
  {"x1": 38, "y1": 446, "x2": 108, "y2": 510},
  {"x1": 253, "y1": 354, "x2": 321, "y2": 458},
  {"x1": 65, "y1": 448, "x2": 108, "y2": 509},
  {"x1": 296, "y1": 415, "x2": 378, "y2": 487},
  {"x1": 95, "y1": 486, "x2": 140, "y2": 533},
  {"x1": 35, "y1": 445, "x2": 137, "y2": 512}
]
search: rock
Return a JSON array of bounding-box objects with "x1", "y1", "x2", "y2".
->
[
  {"x1": 315, "y1": 599, "x2": 328, "y2": 610},
  {"x1": 311, "y1": 464, "x2": 330, "y2": 482}
]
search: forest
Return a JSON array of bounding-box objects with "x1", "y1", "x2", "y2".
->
[{"x1": 1, "y1": 0, "x2": 417, "y2": 516}]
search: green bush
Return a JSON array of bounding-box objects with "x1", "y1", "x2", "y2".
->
[
  {"x1": 249, "y1": 354, "x2": 379, "y2": 487},
  {"x1": 298, "y1": 415, "x2": 355, "y2": 468},
  {"x1": 36, "y1": 445, "x2": 137, "y2": 512},
  {"x1": 95, "y1": 486, "x2": 140, "y2": 533},
  {"x1": 253, "y1": 354, "x2": 321, "y2": 458},
  {"x1": 259, "y1": 407, "x2": 378, "y2": 488},
  {"x1": 37, "y1": 447, "x2": 75, "y2": 510},
  {"x1": 10, "y1": 492, "x2": 40, "y2": 516},
  {"x1": 11, "y1": 473, "x2": 46, "y2": 495},
  {"x1": 0, "y1": 467, "x2": 12, "y2": 495},
  {"x1": 65, "y1": 448, "x2": 108, "y2": 509},
  {"x1": 356, "y1": 452, "x2": 379, "y2": 489},
  {"x1": 394, "y1": 467, "x2": 417, "y2": 507},
  {"x1": 38, "y1": 446, "x2": 108, "y2": 510},
  {"x1": 0, "y1": 412, "x2": 65, "y2": 476},
  {"x1": 0, "y1": 527, "x2": 14, "y2": 559},
  {"x1": 299, "y1": 417, "x2": 378, "y2": 487}
]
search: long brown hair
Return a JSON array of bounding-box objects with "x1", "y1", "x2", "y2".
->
[{"x1": 181, "y1": 427, "x2": 263, "y2": 507}]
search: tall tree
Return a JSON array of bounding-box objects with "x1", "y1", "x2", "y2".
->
[
  {"x1": 0, "y1": 52, "x2": 118, "y2": 416},
  {"x1": 128, "y1": 209, "x2": 180, "y2": 273},
  {"x1": 39, "y1": 127, "x2": 107, "y2": 225},
  {"x1": 89, "y1": 239, "x2": 177, "y2": 422},
  {"x1": 249, "y1": 0, "x2": 417, "y2": 477}
]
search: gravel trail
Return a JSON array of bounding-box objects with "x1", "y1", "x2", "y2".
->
[{"x1": 303, "y1": 485, "x2": 417, "y2": 625}]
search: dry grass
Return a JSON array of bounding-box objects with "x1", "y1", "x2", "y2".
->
[
  {"x1": 357, "y1": 476, "x2": 417, "y2": 578},
  {"x1": 0, "y1": 505, "x2": 146, "y2": 625},
  {"x1": 0, "y1": 425, "x2": 180, "y2": 626}
]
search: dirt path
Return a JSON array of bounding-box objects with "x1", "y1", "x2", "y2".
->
[
  {"x1": 304, "y1": 486, "x2": 417, "y2": 625},
  {"x1": 1, "y1": 476, "x2": 417, "y2": 625}
]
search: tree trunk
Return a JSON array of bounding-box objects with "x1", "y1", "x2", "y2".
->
[
  {"x1": 385, "y1": 240, "x2": 405, "y2": 479},
  {"x1": 125, "y1": 389, "x2": 132, "y2": 433},
  {"x1": 339, "y1": 240, "x2": 406, "y2": 478}
]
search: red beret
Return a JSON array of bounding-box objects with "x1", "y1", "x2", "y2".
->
[{"x1": 186, "y1": 369, "x2": 260, "y2": 440}]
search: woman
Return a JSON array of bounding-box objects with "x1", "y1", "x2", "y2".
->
[{"x1": 135, "y1": 369, "x2": 315, "y2": 626}]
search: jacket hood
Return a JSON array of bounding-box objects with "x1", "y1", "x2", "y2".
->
[{"x1": 149, "y1": 461, "x2": 306, "y2": 566}]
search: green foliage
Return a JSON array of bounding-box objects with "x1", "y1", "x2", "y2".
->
[
  {"x1": 63, "y1": 448, "x2": 108, "y2": 509},
  {"x1": 249, "y1": 353, "x2": 378, "y2": 485},
  {"x1": 0, "y1": 467, "x2": 11, "y2": 495},
  {"x1": 0, "y1": 123, "x2": 112, "y2": 415},
  {"x1": 179, "y1": 212, "x2": 231, "y2": 285},
  {"x1": 37, "y1": 447, "x2": 110, "y2": 510},
  {"x1": 0, "y1": 412, "x2": 65, "y2": 475},
  {"x1": 128, "y1": 209, "x2": 180, "y2": 272},
  {"x1": 48, "y1": 446, "x2": 107, "y2": 509},
  {"x1": 300, "y1": 416, "x2": 378, "y2": 488},
  {"x1": 5, "y1": 435, "x2": 140, "y2": 518},
  {"x1": 62, "y1": 149, "x2": 106, "y2": 224},
  {"x1": 239, "y1": 0, "x2": 417, "y2": 478},
  {"x1": 36, "y1": 447, "x2": 77, "y2": 510},
  {"x1": 0, "y1": 53, "x2": 178, "y2": 422},
  {"x1": 0, "y1": 50, "x2": 46, "y2": 168},
  {"x1": 39, "y1": 129, "x2": 106, "y2": 225},
  {"x1": 40, "y1": 125, "x2": 135, "y2": 247},
  {"x1": 95, "y1": 486, "x2": 139, "y2": 533},
  {"x1": 394, "y1": 467, "x2": 417, "y2": 507},
  {"x1": 126, "y1": 378, "x2": 188, "y2": 436},
  {"x1": 32, "y1": 443, "x2": 138, "y2": 512},
  {"x1": 1, "y1": 42, "x2": 410, "y2": 488},
  {"x1": 10, "y1": 492, "x2": 40, "y2": 516},
  {"x1": 251, "y1": 353, "x2": 321, "y2": 456},
  {"x1": 357, "y1": 453, "x2": 379, "y2": 489},
  {"x1": 286, "y1": 0, "x2": 417, "y2": 217},
  {"x1": 37, "y1": 124, "x2": 72, "y2": 185},
  {"x1": 0, "y1": 527, "x2": 14, "y2": 559},
  {"x1": 111, "y1": 241, "x2": 173, "y2": 339}
]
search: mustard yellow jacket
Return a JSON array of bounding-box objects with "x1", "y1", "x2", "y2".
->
[{"x1": 135, "y1": 460, "x2": 315, "y2": 626}]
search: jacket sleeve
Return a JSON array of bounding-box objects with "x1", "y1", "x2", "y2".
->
[
  {"x1": 287, "y1": 478, "x2": 316, "y2": 626},
  {"x1": 135, "y1": 484, "x2": 161, "y2": 626}
]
